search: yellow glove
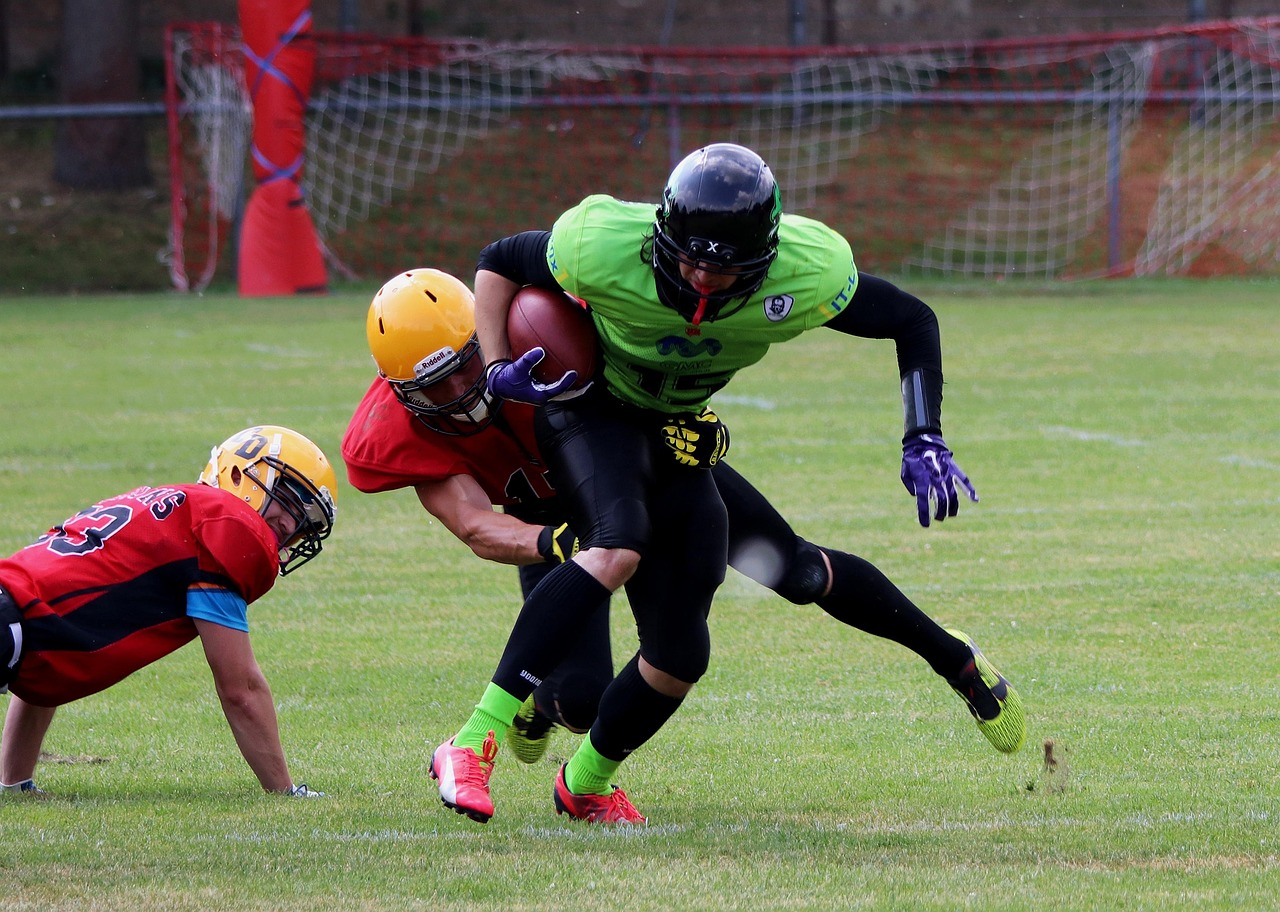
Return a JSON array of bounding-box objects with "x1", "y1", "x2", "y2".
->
[
  {"x1": 660, "y1": 407, "x2": 730, "y2": 469},
  {"x1": 537, "y1": 522, "x2": 580, "y2": 564}
]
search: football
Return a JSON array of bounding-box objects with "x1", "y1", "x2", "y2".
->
[{"x1": 507, "y1": 286, "x2": 599, "y2": 390}]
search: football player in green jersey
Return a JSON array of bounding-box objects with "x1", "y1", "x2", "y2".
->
[{"x1": 429, "y1": 143, "x2": 1024, "y2": 825}]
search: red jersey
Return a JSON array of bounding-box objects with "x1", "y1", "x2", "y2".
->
[
  {"x1": 0, "y1": 484, "x2": 279, "y2": 706},
  {"x1": 342, "y1": 377, "x2": 558, "y2": 504}
]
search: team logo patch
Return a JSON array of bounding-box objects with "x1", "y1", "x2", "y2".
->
[
  {"x1": 763, "y1": 294, "x2": 794, "y2": 322},
  {"x1": 657, "y1": 336, "x2": 722, "y2": 357}
]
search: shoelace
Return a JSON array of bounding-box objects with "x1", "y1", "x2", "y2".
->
[
  {"x1": 460, "y1": 731, "x2": 498, "y2": 785},
  {"x1": 603, "y1": 788, "x2": 645, "y2": 823}
]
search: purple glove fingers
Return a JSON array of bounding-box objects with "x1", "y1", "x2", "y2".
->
[
  {"x1": 900, "y1": 433, "x2": 978, "y2": 528},
  {"x1": 486, "y1": 348, "x2": 578, "y2": 405}
]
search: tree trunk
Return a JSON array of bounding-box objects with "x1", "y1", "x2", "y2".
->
[{"x1": 52, "y1": 0, "x2": 151, "y2": 190}]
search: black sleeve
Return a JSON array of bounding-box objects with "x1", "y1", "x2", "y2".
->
[
  {"x1": 475, "y1": 230, "x2": 559, "y2": 289},
  {"x1": 824, "y1": 273, "x2": 944, "y2": 436}
]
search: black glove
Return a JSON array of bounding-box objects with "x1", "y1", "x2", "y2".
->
[
  {"x1": 660, "y1": 407, "x2": 730, "y2": 468},
  {"x1": 537, "y1": 522, "x2": 579, "y2": 564}
]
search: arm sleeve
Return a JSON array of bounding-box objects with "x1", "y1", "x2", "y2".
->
[
  {"x1": 823, "y1": 273, "x2": 944, "y2": 434},
  {"x1": 186, "y1": 585, "x2": 250, "y2": 633},
  {"x1": 475, "y1": 230, "x2": 557, "y2": 288}
]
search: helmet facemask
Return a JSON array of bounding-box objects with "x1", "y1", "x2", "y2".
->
[
  {"x1": 652, "y1": 228, "x2": 776, "y2": 324},
  {"x1": 199, "y1": 426, "x2": 338, "y2": 576},
  {"x1": 650, "y1": 143, "x2": 782, "y2": 324},
  {"x1": 249, "y1": 457, "x2": 335, "y2": 575},
  {"x1": 385, "y1": 334, "x2": 498, "y2": 437}
]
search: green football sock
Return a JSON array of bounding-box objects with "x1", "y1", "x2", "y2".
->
[
  {"x1": 454, "y1": 683, "x2": 523, "y2": 752},
  {"x1": 564, "y1": 734, "x2": 621, "y2": 796}
]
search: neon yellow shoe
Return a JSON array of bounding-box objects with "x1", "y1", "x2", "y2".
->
[
  {"x1": 945, "y1": 629, "x2": 1026, "y2": 754},
  {"x1": 506, "y1": 694, "x2": 554, "y2": 764}
]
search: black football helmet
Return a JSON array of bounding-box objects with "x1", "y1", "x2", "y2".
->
[{"x1": 651, "y1": 143, "x2": 782, "y2": 324}]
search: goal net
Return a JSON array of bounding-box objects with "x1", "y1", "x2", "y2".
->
[{"x1": 164, "y1": 17, "x2": 1280, "y2": 291}]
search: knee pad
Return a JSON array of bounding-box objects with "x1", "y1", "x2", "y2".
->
[{"x1": 775, "y1": 539, "x2": 830, "y2": 605}]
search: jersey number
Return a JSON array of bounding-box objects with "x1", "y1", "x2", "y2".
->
[
  {"x1": 504, "y1": 467, "x2": 556, "y2": 503},
  {"x1": 632, "y1": 365, "x2": 734, "y2": 407},
  {"x1": 37, "y1": 504, "x2": 134, "y2": 556}
]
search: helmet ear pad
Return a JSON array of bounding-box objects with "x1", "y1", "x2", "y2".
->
[{"x1": 651, "y1": 143, "x2": 781, "y2": 322}]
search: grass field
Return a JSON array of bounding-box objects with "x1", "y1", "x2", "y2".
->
[{"x1": 0, "y1": 278, "x2": 1278, "y2": 911}]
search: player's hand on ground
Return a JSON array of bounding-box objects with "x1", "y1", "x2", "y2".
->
[
  {"x1": 485, "y1": 349, "x2": 577, "y2": 404},
  {"x1": 0, "y1": 779, "x2": 46, "y2": 797},
  {"x1": 286, "y1": 783, "x2": 324, "y2": 798},
  {"x1": 900, "y1": 432, "x2": 978, "y2": 526},
  {"x1": 660, "y1": 407, "x2": 730, "y2": 468}
]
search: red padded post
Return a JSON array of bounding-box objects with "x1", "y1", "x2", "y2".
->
[{"x1": 237, "y1": 0, "x2": 327, "y2": 295}]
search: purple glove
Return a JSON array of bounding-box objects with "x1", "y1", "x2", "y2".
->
[
  {"x1": 900, "y1": 432, "x2": 979, "y2": 527},
  {"x1": 485, "y1": 348, "x2": 578, "y2": 405}
]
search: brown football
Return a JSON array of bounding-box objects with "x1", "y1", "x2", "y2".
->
[{"x1": 507, "y1": 286, "x2": 599, "y2": 389}]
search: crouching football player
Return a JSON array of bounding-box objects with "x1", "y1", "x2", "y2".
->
[{"x1": 0, "y1": 426, "x2": 337, "y2": 797}]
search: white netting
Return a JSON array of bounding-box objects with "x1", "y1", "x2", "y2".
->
[
  {"x1": 909, "y1": 41, "x2": 1157, "y2": 277},
  {"x1": 304, "y1": 45, "x2": 651, "y2": 273},
  {"x1": 1135, "y1": 24, "x2": 1280, "y2": 274},
  {"x1": 734, "y1": 50, "x2": 970, "y2": 210},
  {"x1": 166, "y1": 28, "x2": 252, "y2": 291},
  {"x1": 166, "y1": 19, "x2": 1280, "y2": 290}
]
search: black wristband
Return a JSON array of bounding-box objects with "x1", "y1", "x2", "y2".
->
[
  {"x1": 536, "y1": 525, "x2": 555, "y2": 563},
  {"x1": 901, "y1": 368, "x2": 943, "y2": 437}
]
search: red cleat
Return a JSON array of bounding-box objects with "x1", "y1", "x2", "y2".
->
[
  {"x1": 430, "y1": 731, "x2": 498, "y2": 823},
  {"x1": 552, "y1": 764, "x2": 646, "y2": 825}
]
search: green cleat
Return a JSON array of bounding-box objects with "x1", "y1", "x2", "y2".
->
[
  {"x1": 945, "y1": 629, "x2": 1026, "y2": 754},
  {"x1": 506, "y1": 694, "x2": 555, "y2": 764}
]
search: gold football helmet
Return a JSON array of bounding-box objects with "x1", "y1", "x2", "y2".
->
[
  {"x1": 198, "y1": 425, "x2": 338, "y2": 574},
  {"x1": 366, "y1": 268, "x2": 498, "y2": 435}
]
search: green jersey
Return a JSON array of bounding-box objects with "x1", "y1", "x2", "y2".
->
[{"x1": 548, "y1": 194, "x2": 858, "y2": 412}]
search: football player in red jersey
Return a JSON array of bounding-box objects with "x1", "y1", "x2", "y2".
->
[
  {"x1": 0, "y1": 426, "x2": 337, "y2": 798},
  {"x1": 343, "y1": 269, "x2": 1023, "y2": 823},
  {"x1": 344, "y1": 269, "x2": 612, "y2": 752}
]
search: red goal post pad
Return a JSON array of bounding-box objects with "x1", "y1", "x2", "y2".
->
[{"x1": 237, "y1": 0, "x2": 326, "y2": 296}]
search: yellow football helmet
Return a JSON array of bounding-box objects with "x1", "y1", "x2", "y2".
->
[
  {"x1": 366, "y1": 268, "x2": 498, "y2": 436},
  {"x1": 198, "y1": 425, "x2": 338, "y2": 575}
]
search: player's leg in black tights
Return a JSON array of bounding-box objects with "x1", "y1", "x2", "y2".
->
[
  {"x1": 517, "y1": 562, "x2": 613, "y2": 731},
  {"x1": 713, "y1": 460, "x2": 969, "y2": 676}
]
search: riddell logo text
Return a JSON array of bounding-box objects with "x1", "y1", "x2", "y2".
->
[{"x1": 415, "y1": 347, "x2": 456, "y2": 376}]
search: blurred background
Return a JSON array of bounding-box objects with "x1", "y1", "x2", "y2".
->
[{"x1": 2, "y1": 1, "x2": 1277, "y2": 293}]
